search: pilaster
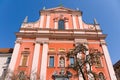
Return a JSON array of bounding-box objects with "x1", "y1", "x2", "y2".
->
[
  {"x1": 40, "y1": 39, "x2": 49, "y2": 80},
  {"x1": 65, "y1": 20, "x2": 69, "y2": 29},
  {"x1": 6, "y1": 38, "x2": 22, "y2": 80},
  {"x1": 40, "y1": 15, "x2": 44, "y2": 28},
  {"x1": 8, "y1": 38, "x2": 22, "y2": 71},
  {"x1": 46, "y1": 14, "x2": 50, "y2": 28},
  {"x1": 72, "y1": 15, "x2": 77, "y2": 29},
  {"x1": 100, "y1": 40, "x2": 117, "y2": 80},
  {"x1": 54, "y1": 20, "x2": 58, "y2": 29},
  {"x1": 31, "y1": 38, "x2": 41, "y2": 80},
  {"x1": 78, "y1": 15, "x2": 83, "y2": 29}
]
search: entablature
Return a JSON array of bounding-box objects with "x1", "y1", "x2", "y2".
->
[{"x1": 16, "y1": 31, "x2": 107, "y2": 40}]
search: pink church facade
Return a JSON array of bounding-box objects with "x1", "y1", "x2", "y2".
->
[{"x1": 6, "y1": 6, "x2": 117, "y2": 80}]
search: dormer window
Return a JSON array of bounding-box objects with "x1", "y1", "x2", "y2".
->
[{"x1": 58, "y1": 20, "x2": 65, "y2": 30}]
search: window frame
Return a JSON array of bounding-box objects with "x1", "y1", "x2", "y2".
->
[
  {"x1": 21, "y1": 54, "x2": 28, "y2": 66},
  {"x1": 49, "y1": 56, "x2": 55, "y2": 67},
  {"x1": 58, "y1": 19, "x2": 65, "y2": 30},
  {"x1": 6, "y1": 56, "x2": 11, "y2": 64},
  {"x1": 69, "y1": 57, "x2": 74, "y2": 67}
]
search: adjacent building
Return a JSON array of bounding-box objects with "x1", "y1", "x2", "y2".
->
[
  {"x1": 0, "y1": 48, "x2": 13, "y2": 80},
  {"x1": 6, "y1": 6, "x2": 117, "y2": 80},
  {"x1": 114, "y1": 60, "x2": 120, "y2": 80}
]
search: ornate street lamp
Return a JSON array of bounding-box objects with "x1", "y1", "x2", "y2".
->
[{"x1": 52, "y1": 69, "x2": 72, "y2": 80}]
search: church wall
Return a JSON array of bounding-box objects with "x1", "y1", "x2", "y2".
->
[
  {"x1": 88, "y1": 40, "x2": 111, "y2": 80},
  {"x1": 6, "y1": 6, "x2": 116, "y2": 80},
  {"x1": 14, "y1": 41, "x2": 35, "y2": 77},
  {"x1": 46, "y1": 42, "x2": 79, "y2": 80}
]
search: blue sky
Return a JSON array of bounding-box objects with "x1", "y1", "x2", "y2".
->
[{"x1": 0, "y1": 0, "x2": 120, "y2": 64}]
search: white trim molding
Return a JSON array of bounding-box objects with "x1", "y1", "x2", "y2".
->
[
  {"x1": 100, "y1": 40, "x2": 117, "y2": 80},
  {"x1": 40, "y1": 41, "x2": 49, "y2": 80},
  {"x1": 78, "y1": 15, "x2": 83, "y2": 29},
  {"x1": 46, "y1": 14, "x2": 50, "y2": 28},
  {"x1": 39, "y1": 15, "x2": 44, "y2": 28},
  {"x1": 6, "y1": 39, "x2": 21, "y2": 80},
  {"x1": 65, "y1": 21, "x2": 69, "y2": 29},
  {"x1": 72, "y1": 15, "x2": 77, "y2": 29},
  {"x1": 30, "y1": 39, "x2": 41, "y2": 80},
  {"x1": 54, "y1": 21, "x2": 58, "y2": 29},
  {"x1": 8, "y1": 39, "x2": 21, "y2": 72}
]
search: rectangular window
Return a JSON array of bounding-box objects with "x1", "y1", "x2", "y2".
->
[
  {"x1": 70, "y1": 57, "x2": 74, "y2": 65},
  {"x1": 6, "y1": 56, "x2": 11, "y2": 64},
  {"x1": 22, "y1": 55, "x2": 28, "y2": 66},
  {"x1": 49, "y1": 56, "x2": 54, "y2": 67},
  {"x1": 2, "y1": 69, "x2": 7, "y2": 78}
]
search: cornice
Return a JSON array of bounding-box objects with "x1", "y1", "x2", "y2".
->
[
  {"x1": 20, "y1": 28, "x2": 102, "y2": 32},
  {"x1": 16, "y1": 32, "x2": 107, "y2": 40}
]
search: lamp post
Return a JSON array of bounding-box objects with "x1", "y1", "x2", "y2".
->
[{"x1": 52, "y1": 69, "x2": 72, "y2": 80}]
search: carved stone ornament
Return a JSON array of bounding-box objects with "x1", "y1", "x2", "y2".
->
[
  {"x1": 18, "y1": 71, "x2": 26, "y2": 80},
  {"x1": 15, "y1": 39, "x2": 22, "y2": 44},
  {"x1": 100, "y1": 40, "x2": 106, "y2": 45},
  {"x1": 35, "y1": 40, "x2": 41, "y2": 44}
]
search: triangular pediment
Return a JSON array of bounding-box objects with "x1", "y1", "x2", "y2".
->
[{"x1": 43, "y1": 6, "x2": 79, "y2": 12}]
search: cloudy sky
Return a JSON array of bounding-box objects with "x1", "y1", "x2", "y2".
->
[{"x1": 0, "y1": 0, "x2": 120, "y2": 64}]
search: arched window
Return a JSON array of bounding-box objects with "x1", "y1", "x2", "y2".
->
[
  {"x1": 99, "y1": 72, "x2": 105, "y2": 80},
  {"x1": 58, "y1": 20, "x2": 65, "y2": 30},
  {"x1": 59, "y1": 57, "x2": 65, "y2": 67}
]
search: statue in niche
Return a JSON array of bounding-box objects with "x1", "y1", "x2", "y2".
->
[{"x1": 59, "y1": 57, "x2": 65, "y2": 67}]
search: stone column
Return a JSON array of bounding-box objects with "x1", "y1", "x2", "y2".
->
[
  {"x1": 40, "y1": 42, "x2": 48, "y2": 80},
  {"x1": 30, "y1": 39, "x2": 41, "y2": 80},
  {"x1": 100, "y1": 40, "x2": 117, "y2": 80},
  {"x1": 72, "y1": 15, "x2": 77, "y2": 29},
  {"x1": 6, "y1": 38, "x2": 21, "y2": 80},
  {"x1": 8, "y1": 38, "x2": 21, "y2": 72}
]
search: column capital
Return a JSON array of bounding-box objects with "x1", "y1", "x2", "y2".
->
[
  {"x1": 100, "y1": 40, "x2": 107, "y2": 45},
  {"x1": 35, "y1": 40, "x2": 42, "y2": 44},
  {"x1": 35, "y1": 38, "x2": 49, "y2": 44},
  {"x1": 72, "y1": 14, "x2": 77, "y2": 16},
  {"x1": 42, "y1": 41, "x2": 49, "y2": 44},
  {"x1": 35, "y1": 41, "x2": 49, "y2": 45},
  {"x1": 15, "y1": 39, "x2": 22, "y2": 44},
  {"x1": 46, "y1": 13, "x2": 51, "y2": 16}
]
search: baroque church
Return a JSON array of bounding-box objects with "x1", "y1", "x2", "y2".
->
[{"x1": 6, "y1": 6, "x2": 117, "y2": 80}]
